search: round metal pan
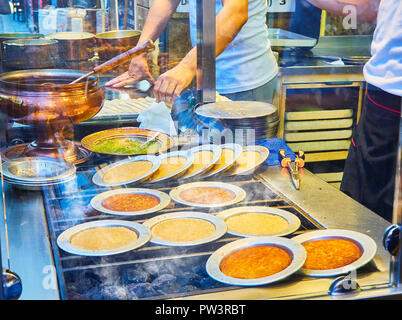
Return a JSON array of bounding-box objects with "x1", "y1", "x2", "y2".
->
[
  {"x1": 1, "y1": 157, "x2": 76, "y2": 183},
  {"x1": 179, "y1": 144, "x2": 222, "y2": 180},
  {"x1": 81, "y1": 127, "x2": 174, "y2": 156},
  {"x1": 145, "y1": 150, "x2": 194, "y2": 184},
  {"x1": 169, "y1": 181, "x2": 246, "y2": 208},
  {"x1": 202, "y1": 143, "x2": 243, "y2": 178},
  {"x1": 206, "y1": 236, "x2": 306, "y2": 286},
  {"x1": 216, "y1": 206, "x2": 301, "y2": 237},
  {"x1": 291, "y1": 229, "x2": 377, "y2": 277},
  {"x1": 225, "y1": 145, "x2": 270, "y2": 176},
  {"x1": 195, "y1": 101, "x2": 278, "y2": 120},
  {"x1": 57, "y1": 219, "x2": 151, "y2": 256},
  {"x1": 143, "y1": 211, "x2": 227, "y2": 247},
  {"x1": 92, "y1": 155, "x2": 161, "y2": 187},
  {"x1": 90, "y1": 188, "x2": 171, "y2": 216}
]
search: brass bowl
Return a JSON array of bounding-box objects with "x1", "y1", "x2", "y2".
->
[{"x1": 0, "y1": 69, "x2": 104, "y2": 163}]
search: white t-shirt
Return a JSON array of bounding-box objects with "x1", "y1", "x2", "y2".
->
[
  {"x1": 363, "y1": 0, "x2": 402, "y2": 96},
  {"x1": 189, "y1": 0, "x2": 278, "y2": 95}
]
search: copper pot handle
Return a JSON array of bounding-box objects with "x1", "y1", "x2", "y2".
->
[{"x1": 70, "y1": 39, "x2": 155, "y2": 84}]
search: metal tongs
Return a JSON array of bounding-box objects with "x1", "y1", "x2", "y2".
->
[{"x1": 279, "y1": 149, "x2": 305, "y2": 190}]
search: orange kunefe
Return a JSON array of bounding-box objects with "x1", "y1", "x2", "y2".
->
[
  {"x1": 220, "y1": 245, "x2": 292, "y2": 279},
  {"x1": 302, "y1": 238, "x2": 362, "y2": 270}
]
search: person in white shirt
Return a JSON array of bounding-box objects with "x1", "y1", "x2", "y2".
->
[
  {"x1": 106, "y1": 0, "x2": 278, "y2": 105},
  {"x1": 307, "y1": 0, "x2": 402, "y2": 222}
]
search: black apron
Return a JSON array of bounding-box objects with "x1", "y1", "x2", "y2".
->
[{"x1": 341, "y1": 84, "x2": 402, "y2": 222}]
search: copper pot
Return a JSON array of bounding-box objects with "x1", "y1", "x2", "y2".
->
[
  {"x1": 3, "y1": 38, "x2": 59, "y2": 70},
  {"x1": 0, "y1": 33, "x2": 44, "y2": 60},
  {"x1": 0, "y1": 69, "x2": 104, "y2": 163},
  {"x1": 95, "y1": 30, "x2": 141, "y2": 61},
  {"x1": 46, "y1": 32, "x2": 96, "y2": 61}
]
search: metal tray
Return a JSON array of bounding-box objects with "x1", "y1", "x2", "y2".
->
[
  {"x1": 216, "y1": 206, "x2": 301, "y2": 237},
  {"x1": 145, "y1": 150, "x2": 194, "y2": 184},
  {"x1": 226, "y1": 145, "x2": 270, "y2": 176},
  {"x1": 291, "y1": 229, "x2": 377, "y2": 277},
  {"x1": 206, "y1": 236, "x2": 307, "y2": 286},
  {"x1": 180, "y1": 144, "x2": 222, "y2": 180},
  {"x1": 195, "y1": 101, "x2": 278, "y2": 120},
  {"x1": 202, "y1": 143, "x2": 243, "y2": 178},
  {"x1": 1, "y1": 157, "x2": 76, "y2": 182},
  {"x1": 57, "y1": 219, "x2": 152, "y2": 256},
  {"x1": 90, "y1": 188, "x2": 171, "y2": 216},
  {"x1": 268, "y1": 28, "x2": 317, "y2": 48},
  {"x1": 92, "y1": 155, "x2": 161, "y2": 187},
  {"x1": 81, "y1": 127, "x2": 175, "y2": 156},
  {"x1": 143, "y1": 211, "x2": 228, "y2": 247},
  {"x1": 169, "y1": 181, "x2": 246, "y2": 208}
]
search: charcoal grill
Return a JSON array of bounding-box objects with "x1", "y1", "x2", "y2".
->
[{"x1": 42, "y1": 153, "x2": 324, "y2": 300}]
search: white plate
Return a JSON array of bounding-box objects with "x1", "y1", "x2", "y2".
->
[
  {"x1": 291, "y1": 229, "x2": 377, "y2": 277},
  {"x1": 145, "y1": 150, "x2": 194, "y2": 184},
  {"x1": 202, "y1": 143, "x2": 243, "y2": 178},
  {"x1": 225, "y1": 145, "x2": 269, "y2": 176},
  {"x1": 92, "y1": 155, "x2": 160, "y2": 187},
  {"x1": 216, "y1": 206, "x2": 301, "y2": 237},
  {"x1": 206, "y1": 236, "x2": 306, "y2": 286},
  {"x1": 169, "y1": 181, "x2": 246, "y2": 208},
  {"x1": 143, "y1": 211, "x2": 228, "y2": 246},
  {"x1": 57, "y1": 219, "x2": 151, "y2": 256},
  {"x1": 180, "y1": 144, "x2": 222, "y2": 179},
  {"x1": 90, "y1": 188, "x2": 171, "y2": 216}
]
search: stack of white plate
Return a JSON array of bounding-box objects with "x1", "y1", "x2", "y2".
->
[{"x1": 1, "y1": 157, "x2": 76, "y2": 190}]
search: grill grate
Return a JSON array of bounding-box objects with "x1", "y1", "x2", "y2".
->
[{"x1": 42, "y1": 156, "x2": 323, "y2": 300}]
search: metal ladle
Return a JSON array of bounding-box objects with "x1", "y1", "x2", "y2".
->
[
  {"x1": 70, "y1": 39, "x2": 155, "y2": 84},
  {"x1": 52, "y1": 39, "x2": 154, "y2": 85}
]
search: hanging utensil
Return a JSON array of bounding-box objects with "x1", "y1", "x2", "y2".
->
[
  {"x1": 69, "y1": 39, "x2": 155, "y2": 85},
  {"x1": 280, "y1": 149, "x2": 305, "y2": 190}
]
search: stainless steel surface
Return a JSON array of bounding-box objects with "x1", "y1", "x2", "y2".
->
[
  {"x1": 389, "y1": 107, "x2": 402, "y2": 286},
  {"x1": 169, "y1": 181, "x2": 247, "y2": 209},
  {"x1": 206, "y1": 236, "x2": 307, "y2": 286},
  {"x1": 56, "y1": 219, "x2": 152, "y2": 256},
  {"x1": 268, "y1": 28, "x2": 317, "y2": 48},
  {"x1": 92, "y1": 155, "x2": 161, "y2": 187},
  {"x1": 90, "y1": 188, "x2": 171, "y2": 216},
  {"x1": 196, "y1": 0, "x2": 216, "y2": 104},
  {"x1": 0, "y1": 164, "x2": 397, "y2": 300},
  {"x1": 216, "y1": 206, "x2": 301, "y2": 237},
  {"x1": 0, "y1": 185, "x2": 59, "y2": 300},
  {"x1": 143, "y1": 211, "x2": 228, "y2": 247},
  {"x1": 292, "y1": 229, "x2": 377, "y2": 277}
]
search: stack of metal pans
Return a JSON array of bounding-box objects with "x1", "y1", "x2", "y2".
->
[
  {"x1": 195, "y1": 101, "x2": 279, "y2": 144},
  {"x1": 0, "y1": 157, "x2": 76, "y2": 190}
]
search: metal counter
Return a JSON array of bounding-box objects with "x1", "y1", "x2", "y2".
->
[{"x1": 0, "y1": 163, "x2": 398, "y2": 300}]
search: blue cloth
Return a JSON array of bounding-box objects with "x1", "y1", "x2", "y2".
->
[{"x1": 256, "y1": 138, "x2": 296, "y2": 166}]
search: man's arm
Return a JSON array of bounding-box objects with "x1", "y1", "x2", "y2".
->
[
  {"x1": 153, "y1": 0, "x2": 248, "y2": 103},
  {"x1": 307, "y1": 0, "x2": 380, "y2": 23},
  {"x1": 105, "y1": 0, "x2": 181, "y2": 87},
  {"x1": 136, "y1": 0, "x2": 181, "y2": 45}
]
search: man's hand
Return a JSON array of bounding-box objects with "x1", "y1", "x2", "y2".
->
[
  {"x1": 105, "y1": 53, "x2": 155, "y2": 88},
  {"x1": 153, "y1": 61, "x2": 196, "y2": 105}
]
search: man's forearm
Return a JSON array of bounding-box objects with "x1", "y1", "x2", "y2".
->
[
  {"x1": 307, "y1": 0, "x2": 380, "y2": 23},
  {"x1": 178, "y1": 0, "x2": 248, "y2": 73},
  {"x1": 137, "y1": 0, "x2": 181, "y2": 44}
]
